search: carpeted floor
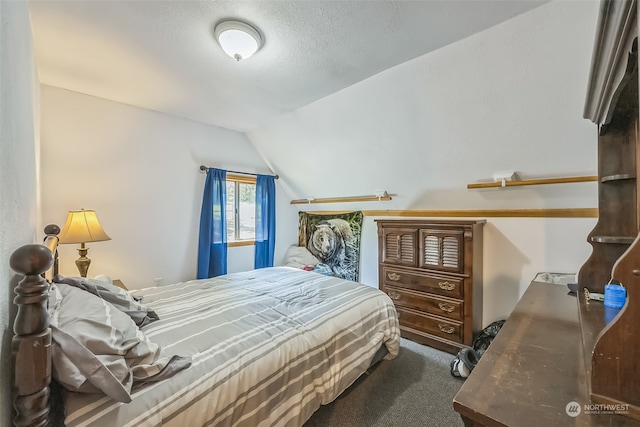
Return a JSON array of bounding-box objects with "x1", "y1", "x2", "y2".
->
[{"x1": 304, "y1": 338, "x2": 465, "y2": 427}]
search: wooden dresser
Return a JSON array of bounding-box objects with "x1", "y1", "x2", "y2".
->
[{"x1": 376, "y1": 219, "x2": 484, "y2": 354}]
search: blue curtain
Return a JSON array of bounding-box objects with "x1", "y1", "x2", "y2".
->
[
  {"x1": 197, "y1": 168, "x2": 227, "y2": 278},
  {"x1": 254, "y1": 174, "x2": 276, "y2": 269}
]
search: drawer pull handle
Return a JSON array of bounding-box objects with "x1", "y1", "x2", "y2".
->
[
  {"x1": 438, "y1": 281, "x2": 455, "y2": 291},
  {"x1": 388, "y1": 272, "x2": 401, "y2": 281},
  {"x1": 438, "y1": 302, "x2": 455, "y2": 313},
  {"x1": 388, "y1": 290, "x2": 401, "y2": 300},
  {"x1": 438, "y1": 324, "x2": 455, "y2": 334}
]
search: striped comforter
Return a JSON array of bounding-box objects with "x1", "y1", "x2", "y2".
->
[{"x1": 64, "y1": 267, "x2": 400, "y2": 427}]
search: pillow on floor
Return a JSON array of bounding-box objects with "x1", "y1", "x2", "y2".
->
[
  {"x1": 48, "y1": 282, "x2": 191, "y2": 402},
  {"x1": 54, "y1": 274, "x2": 159, "y2": 327}
]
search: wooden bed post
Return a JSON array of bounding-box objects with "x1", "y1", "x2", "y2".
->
[{"x1": 10, "y1": 243, "x2": 54, "y2": 427}]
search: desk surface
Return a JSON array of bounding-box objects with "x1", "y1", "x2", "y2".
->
[{"x1": 453, "y1": 281, "x2": 639, "y2": 427}]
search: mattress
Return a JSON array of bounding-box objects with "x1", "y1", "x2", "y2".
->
[{"x1": 63, "y1": 267, "x2": 400, "y2": 427}]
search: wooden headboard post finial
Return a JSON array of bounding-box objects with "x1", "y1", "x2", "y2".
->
[
  {"x1": 43, "y1": 224, "x2": 61, "y2": 278},
  {"x1": 10, "y1": 243, "x2": 54, "y2": 427}
]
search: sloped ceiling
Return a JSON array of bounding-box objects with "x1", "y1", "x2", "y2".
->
[{"x1": 29, "y1": 0, "x2": 548, "y2": 133}]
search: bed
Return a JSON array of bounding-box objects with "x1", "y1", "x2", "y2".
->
[{"x1": 10, "y1": 226, "x2": 400, "y2": 427}]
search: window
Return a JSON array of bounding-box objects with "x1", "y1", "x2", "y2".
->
[{"x1": 225, "y1": 174, "x2": 256, "y2": 245}]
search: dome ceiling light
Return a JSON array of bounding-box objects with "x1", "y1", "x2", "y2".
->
[{"x1": 214, "y1": 20, "x2": 263, "y2": 61}]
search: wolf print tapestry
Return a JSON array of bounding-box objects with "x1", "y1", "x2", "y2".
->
[{"x1": 298, "y1": 211, "x2": 364, "y2": 281}]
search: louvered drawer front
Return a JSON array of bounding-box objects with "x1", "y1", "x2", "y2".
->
[
  {"x1": 396, "y1": 307, "x2": 463, "y2": 343},
  {"x1": 385, "y1": 286, "x2": 463, "y2": 321},
  {"x1": 420, "y1": 229, "x2": 463, "y2": 273},
  {"x1": 382, "y1": 267, "x2": 463, "y2": 299},
  {"x1": 382, "y1": 229, "x2": 417, "y2": 266}
]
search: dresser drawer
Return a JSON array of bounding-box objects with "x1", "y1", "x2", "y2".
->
[
  {"x1": 382, "y1": 266, "x2": 463, "y2": 298},
  {"x1": 396, "y1": 307, "x2": 463, "y2": 343},
  {"x1": 384, "y1": 285, "x2": 463, "y2": 321}
]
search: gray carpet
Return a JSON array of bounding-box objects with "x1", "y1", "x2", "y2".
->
[{"x1": 304, "y1": 338, "x2": 465, "y2": 427}]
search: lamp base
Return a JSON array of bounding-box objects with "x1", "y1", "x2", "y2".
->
[{"x1": 75, "y1": 246, "x2": 91, "y2": 278}]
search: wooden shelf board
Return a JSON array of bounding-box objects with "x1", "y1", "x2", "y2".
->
[
  {"x1": 290, "y1": 195, "x2": 392, "y2": 204},
  {"x1": 590, "y1": 235, "x2": 636, "y2": 244},
  {"x1": 370, "y1": 208, "x2": 597, "y2": 218},
  {"x1": 467, "y1": 175, "x2": 598, "y2": 189},
  {"x1": 297, "y1": 208, "x2": 597, "y2": 218},
  {"x1": 601, "y1": 173, "x2": 636, "y2": 182}
]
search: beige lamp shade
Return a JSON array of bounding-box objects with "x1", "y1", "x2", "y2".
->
[{"x1": 58, "y1": 209, "x2": 111, "y2": 244}]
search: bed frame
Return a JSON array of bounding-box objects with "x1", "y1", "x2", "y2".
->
[
  {"x1": 10, "y1": 225, "x2": 60, "y2": 427},
  {"x1": 9, "y1": 225, "x2": 390, "y2": 427}
]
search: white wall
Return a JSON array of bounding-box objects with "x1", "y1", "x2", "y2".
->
[
  {"x1": 248, "y1": 1, "x2": 600, "y2": 326},
  {"x1": 40, "y1": 86, "x2": 298, "y2": 288},
  {"x1": 249, "y1": 1, "x2": 599, "y2": 207},
  {"x1": 37, "y1": 1, "x2": 601, "y2": 328},
  {"x1": 0, "y1": 1, "x2": 40, "y2": 424}
]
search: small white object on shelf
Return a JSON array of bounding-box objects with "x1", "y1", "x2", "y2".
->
[{"x1": 492, "y1": 171, "x2": 517, "y2": 187}]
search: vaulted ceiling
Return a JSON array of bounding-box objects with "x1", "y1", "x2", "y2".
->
[{"x1": 28, "y1": 0, "x2": 548, "y2": 133}]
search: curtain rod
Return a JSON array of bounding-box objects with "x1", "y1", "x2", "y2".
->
[{"x1": 199, "y1": 165, "x2": 279, "y2": 179}]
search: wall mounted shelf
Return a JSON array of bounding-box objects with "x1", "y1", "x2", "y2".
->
[
  {"x1": 290, "y1": 195, "x2": 392, "y2": 205},
  {"x1": 590, "y1": 235, "x2": 637, "y2": 244},
  {"x1": 467, "y1": 175, "x2": 598, "y2": 189},
  {"x1": 601, "y1": 173, "x2": 636, "y2": 182}
]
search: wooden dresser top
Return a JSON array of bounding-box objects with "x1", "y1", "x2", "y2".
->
[{"x1": 453, "y1": 280, "x2": 639, "y2": 427}]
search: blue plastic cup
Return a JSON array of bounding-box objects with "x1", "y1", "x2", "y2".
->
[{"x1": 604, "y1": 284, "x2": 626, "y2": 309}]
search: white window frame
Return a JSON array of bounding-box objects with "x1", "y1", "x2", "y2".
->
[{"x1": 226, "y1": 174, "x2": 256, "y2": 247}]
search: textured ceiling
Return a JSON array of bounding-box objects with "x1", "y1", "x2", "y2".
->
[{"x1": 29, "y1": 0, "x2": 548, "y2": 132}]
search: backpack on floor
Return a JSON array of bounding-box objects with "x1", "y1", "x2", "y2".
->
[
  {"x1": 450, "y1": 319, "x2": 505, "y2": 378},
  {"x1": 471, "y1": 319, "x2": 506, "y2": 355}
]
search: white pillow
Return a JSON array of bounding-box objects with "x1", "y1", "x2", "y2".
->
[
  {"x1": 93, "y1": 274, "x2": 113, "y2": 284},
  {"x1": 282, "y1": 245, "x2": 320, "y2": 269}
]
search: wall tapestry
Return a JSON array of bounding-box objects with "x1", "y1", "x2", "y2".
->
[{"x1": 298, "y1": 211, "x2": 364, "y2": 281}]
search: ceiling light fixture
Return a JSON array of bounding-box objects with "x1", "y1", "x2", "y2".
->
[{"x1": 214, "y1": 20, "x2": 263, "y2": 61}]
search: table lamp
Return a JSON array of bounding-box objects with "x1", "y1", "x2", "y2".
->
[{"x1": 58, "y1": 209, "x2": 111, "y2": 277}]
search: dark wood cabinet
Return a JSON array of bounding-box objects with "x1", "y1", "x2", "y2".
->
[
  {"x1": 579, "y1": 0, "x2": 640, "y2": 420},
  {"x1": 579, "y1": 37, "x2": 639, "y2": 293},
  {"x1": 376, "y1": 219, "x2": 484, "y2": 354}
]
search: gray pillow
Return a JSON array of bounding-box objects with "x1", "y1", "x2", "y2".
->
[
  {"x1": 54, "y1": 274, "x2": 159, "y2": 327},
  {"x1": 48, "y1": 283, "x2": 191, "y2": 402}
]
